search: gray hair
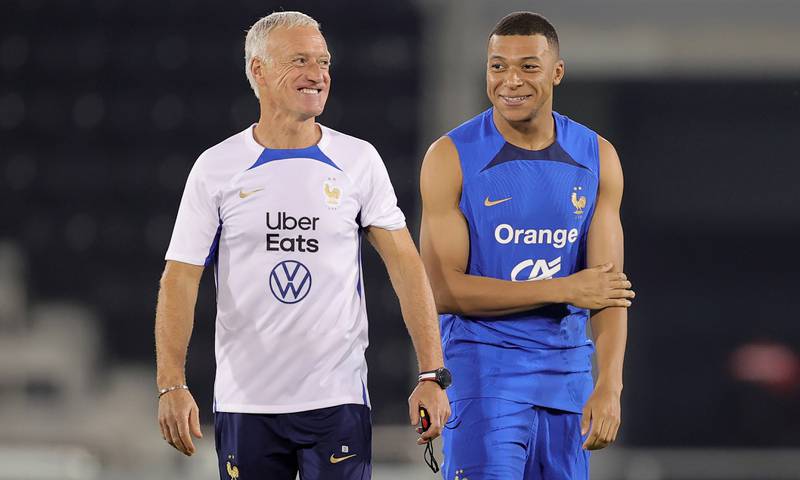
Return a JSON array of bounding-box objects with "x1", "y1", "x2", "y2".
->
[{"x1": 244, "y1": 11, "x2": 321, "y2": 98}]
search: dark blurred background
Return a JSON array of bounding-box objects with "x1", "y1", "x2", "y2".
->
[{"x1": 1, "y1": 0, "x2": 799, "y2": 478}]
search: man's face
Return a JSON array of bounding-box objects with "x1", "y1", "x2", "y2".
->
[
  {"x1": 486, "y1": 34, "x2": 563, "y2": 123},
  {"x1": 253, "y1": 26, "x2": 331, "y2": 119}
]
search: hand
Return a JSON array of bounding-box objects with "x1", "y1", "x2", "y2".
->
[
  {"x1": 408, "y1": 381, "x2": 450, "y2": 445},
  {"x1": 158, "y1": 389, "x2": 203, "y2": 456},
  {"x1": 580, "y1": 386, "x2": 621, "y2": 450},
  {"x1": 564, "y1": 263, "x2": 635, "y2": 310}
]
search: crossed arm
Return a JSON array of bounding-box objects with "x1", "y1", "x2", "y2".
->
[{"x1": 419, "y1": 136, "x2": 633, "y2": 316}]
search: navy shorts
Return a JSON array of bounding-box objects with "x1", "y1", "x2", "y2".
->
[
  {"x1": 215, "y1": 404, "x2": 371, "y2": 480},
  {"x1": 442, "y1": 398, "x2": 589, "y2": 480}
]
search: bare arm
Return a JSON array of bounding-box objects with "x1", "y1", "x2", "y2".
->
[
  {"x1": 366, "y1": 226, "x2": 443, "y2": 372},
  {"x1": 419, "y1": 136, "x2": 632, "y2": 317},
  {"x1": 155, "y1": 260, "x2": 204, "y2": 456},
  {"x1": 581, "y1": 136, "x2": 629, "y2": 450},
  {"x1": 366, "y1": 225, "x2": 450, "y2": 443}
]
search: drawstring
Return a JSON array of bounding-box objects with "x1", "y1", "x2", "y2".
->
[{"x1": 424, "y1": 439, "x2": 440, "y2": 473}]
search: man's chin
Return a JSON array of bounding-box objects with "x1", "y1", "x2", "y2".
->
[{"x1": 494, "y1": 105, "x2": 535, "y2": 124}]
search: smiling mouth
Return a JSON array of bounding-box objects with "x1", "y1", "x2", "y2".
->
[
  {"x1": 499, "y1": 94, "x2": 531, "y2": 105},
  {"x1": 298, "y1": 88, "x2": 322, "y2": 95}
]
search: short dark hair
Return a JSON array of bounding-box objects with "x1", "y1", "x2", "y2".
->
[{"x1": 489, "y1": 12, "x2": 559, "y2": 53}]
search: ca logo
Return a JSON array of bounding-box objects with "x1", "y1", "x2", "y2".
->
[{"x1": 511, "y1": 257, "x2": 561, "y2": 281}]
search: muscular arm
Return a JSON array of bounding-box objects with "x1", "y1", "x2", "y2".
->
[
  {"x1": 155, "y1": 260, "x2": 204, "y2": 456},
  {"x1": 419, "y1": 137, "x2": 631, "y2": 317},
  {"x1": 366, "y1": 226, "x2": 449, "y2": 442},
  {"x1": 581, "y1": 136, "x2": 629, "y2": 450}
]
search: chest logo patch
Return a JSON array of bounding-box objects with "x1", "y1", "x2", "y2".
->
[
  {"x1": 572, "y1": 186, "x2": 586, "y2": 215},
  {"x1": 511, "y1": 257, "x2": 562, "y2": 281},
  {"x1": 323, "y1": 178, "x2": 342, "y2": 208},
  {"x1": 239, "y1": 187, "x2": 264, "y2": 199},
  {"x1": 484, "y1": 196, "x2": 512, "y2": 207},
  {"x1": 269, "y1": 260, "x2": 312, "y2": 304}
]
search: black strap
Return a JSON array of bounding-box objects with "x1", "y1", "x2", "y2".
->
[{"x1": 423, "y1": 439, "x2": 440, "y2": 473}]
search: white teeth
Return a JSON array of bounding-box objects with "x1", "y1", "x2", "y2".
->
[
  {"x1": 300, "y1": 88, "x2": 319, "y2": 94},
  {"x1": 503, "y1": 95, "x2": 528, "y2": 101}
]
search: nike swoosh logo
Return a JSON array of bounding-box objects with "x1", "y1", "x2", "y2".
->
[
  {"x1": 484, "y1": 196, "x2": 512, "y2": 207},
  {"x1": 239, "y1": 188, "x2": 264, "y2": 199},
  {"x1": 329, "y1": 453, "x2": 357, "y2": 464}
]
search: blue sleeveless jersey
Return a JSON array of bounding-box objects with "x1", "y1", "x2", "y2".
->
[{"x1": 442, "y1": 108, "x2": 599, "y2": 413}]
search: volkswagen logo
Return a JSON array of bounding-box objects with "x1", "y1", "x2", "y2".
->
[{"x1": 269, "y1": 260, "x2": 312, "y2": 304}]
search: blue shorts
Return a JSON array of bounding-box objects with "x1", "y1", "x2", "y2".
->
[
  {"x1": 442, "y1": 398, "x2": 589, "y2": 480},
  {"x1": 214, "y1": 404, "x2": 371, "y2": 480}
]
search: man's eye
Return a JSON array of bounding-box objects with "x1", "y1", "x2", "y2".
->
[
  {"x1": 319, "y1": 59, "x2": 331, "y2": 68},
  {"x1": 490, "y1": 64, "x2": 504, "y2": 70},
  {"x1": 524, "y1": 64, "x2": 541, "y2": 71},
  {"x1": 293, "y1": 58, "x2": 306, "y2": 66}
]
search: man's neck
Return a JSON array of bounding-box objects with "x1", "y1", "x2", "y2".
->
[
  {"x1": 492, "y1": 106, "x2": 555, "y2": 151},
  {"x1": 252, "y1": 109, "x2": 321, "y2": 149}
]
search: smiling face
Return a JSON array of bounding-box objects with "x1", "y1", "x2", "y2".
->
[
  {"x1": 486, "y1": 34, "x2": 564, "y2": 124},
  {"x1": 251, "y1": 26, "x2": 331, "y2": 120}
]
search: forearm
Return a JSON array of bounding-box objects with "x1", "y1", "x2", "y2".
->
[
  {"x1": 155, "y1": 271, "x2": 199, "y2": 387},
  {"x1": 434, "y1": 272, "x2": 568, "y2": 317},
  {"x1": 388, "y1": 252, "x2": 444, "y2": 371},
  {"x1": 590, "y1": 307, "x2": 627, "y2": 392}
]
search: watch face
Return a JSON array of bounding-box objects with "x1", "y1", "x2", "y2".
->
[{"x1": 437, "y1": 367, "x2": 452, "y2": 389}]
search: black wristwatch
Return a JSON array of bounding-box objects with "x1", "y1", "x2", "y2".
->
[{"x1": 418, "y1": 367, "x2": 452, "y2": 390}]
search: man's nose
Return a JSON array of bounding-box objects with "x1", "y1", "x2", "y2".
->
[
  {"x1": 305, "y1": 62, "x2": 324, "y2": 83},
  {"x1": 505, "y1": 69, "x2": 523, "y2": 87}
]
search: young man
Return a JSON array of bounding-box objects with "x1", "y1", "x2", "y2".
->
[
  {"x1": 420, "y1": 12, "x2": 634, "y2": 480},
  {"x1": 154, "y1": 12, "x2": 450, "y2": 480}
]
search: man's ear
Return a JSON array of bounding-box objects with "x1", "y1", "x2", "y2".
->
[{"x1": 553, "y1": 59, "x2": 565, "y2": 87}]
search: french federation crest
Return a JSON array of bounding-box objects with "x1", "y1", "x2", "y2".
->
[
  {"x1": 323, "y1": 177, "x2": 342, "y2": 207},
  {"x1": 571, "y1": 186, "x2": 586, "y2": 215}
]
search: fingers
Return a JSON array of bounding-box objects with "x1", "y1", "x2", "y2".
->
[
  {"x1": 420, "y1": 409, "x2": 443, "y2": 444},
  {"x1": 189, "y1": 406, "x2": 203, "y2": 439},
  {"x1": 166, "y1": 422, "x2": 187, "y2": 454},
  {"x1": 608, "y1": 289, "x2": 636, "y2": 300},
  {"x1": 408, "y1": 396, "x2": 420, "y2": 426},
  {"x1": 158, "y1": 394, "x2": 200, "y2": 456},
  {"x1": 580, "y1": 408, "x2": 591, "y2": 436},
  {"x1": 610, "y1": 280, "x2": 632, "y2": 289},
  {"x1": 597, "y1": 417, "x2": 613, "y2": 446},
  {"x1": 584, "y1": 415, "x2": 620, "y2": 450},
  {"x1": 583, "y1": 414, "x2": 608, "y2": 450},
  {"x1": 176, "y1": 415, "x2": 195, "y2": 455}
]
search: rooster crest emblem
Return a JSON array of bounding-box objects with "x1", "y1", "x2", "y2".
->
[
  {"x1": 226, "y1": 455, "x2": 239, "y2": 479},
  {"x1": 571, "y1": 186, "x2": 586, "y2": 215},
  {"x1": 323, "y1": 179, "x2": 342, "y2": 207}
]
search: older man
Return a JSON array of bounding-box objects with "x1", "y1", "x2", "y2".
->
[{"x1": 154, "y1": 12, "x2": 449, "y2": 479}]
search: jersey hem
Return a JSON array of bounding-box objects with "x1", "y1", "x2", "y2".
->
[
  {"x1": 214, "y1": 396, "x2": 370, "y2": 414},
  {"x1": 447, "y1": 394, "x2": 585, "y2": 415}
]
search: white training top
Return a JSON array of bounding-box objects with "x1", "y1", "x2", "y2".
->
[{"x1": 165, "y1": 124, "x2": 405, "y2": 414}]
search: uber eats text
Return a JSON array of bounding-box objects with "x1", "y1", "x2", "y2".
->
[{"x1": 266, "y1": 211, "x2": 320, "y2": 253}]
